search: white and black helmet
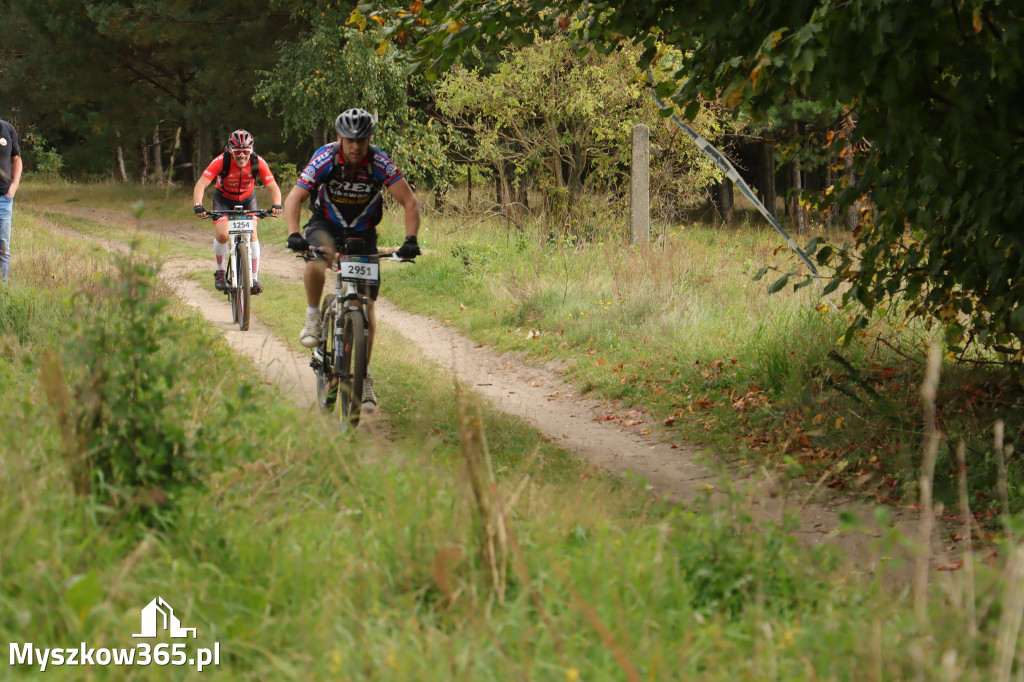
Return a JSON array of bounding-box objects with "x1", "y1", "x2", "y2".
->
[{"x1": 334, "y1": 108, "x2": 376, "y2": 139}]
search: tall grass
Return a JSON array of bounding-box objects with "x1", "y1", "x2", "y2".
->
[
  {"x1": 5, "y1": 185, "x2": 1024, "y2": 679},
  {"x1": 380, "y1": 207, "x2": 1024, "y2": 518}
]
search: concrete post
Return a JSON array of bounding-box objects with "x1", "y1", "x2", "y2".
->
[{"x1": 630, "y1": 124, "x2": 650, "y2": 244}]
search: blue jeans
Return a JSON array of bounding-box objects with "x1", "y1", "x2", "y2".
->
[{"x1": 0, "y1": 195, "x2": 12, "y2": 283}]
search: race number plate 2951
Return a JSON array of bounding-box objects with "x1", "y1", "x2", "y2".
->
[
  {"x1": 227, "y1": 219, "x2": 254, "y2": 233},
  {"x1": 340, "y1": 258, "x2": 379, "y2": 284}
]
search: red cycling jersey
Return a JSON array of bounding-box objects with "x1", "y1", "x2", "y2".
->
[{"x1": 202, "y1": 154, "x2": 275, "y2": 201}]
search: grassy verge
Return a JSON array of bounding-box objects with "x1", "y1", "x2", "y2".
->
[
  {"x1": 374, "y1": 208, "x2": 1024, "y2": 522},
  {"x1": 17, "y1": 182, "x2": 1024, "y2": 524},
  {"x1": 5, "y1": 188, "x2": 1024, "y2": 679}
]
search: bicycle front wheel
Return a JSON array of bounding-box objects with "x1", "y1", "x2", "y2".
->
[
  {"x1": 235, "y1": 242, "x2": 251, "y2": 331},
  {"x1": 226, "y1": 252, "x2": 239, "y2": 325},
  {"x1": 315, "y1": 295, "x2": 337, "y2": 413},
  {"x1": 338, "y1": 310, "x2": 367, "y2": 429}
]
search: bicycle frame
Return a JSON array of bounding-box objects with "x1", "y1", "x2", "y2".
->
[
  {"x1": 304, "y1": 246, "x2": 407, "y2": 427},
  {"x1": 205, "y1": 206, "x2": 275, "y2": 331}
]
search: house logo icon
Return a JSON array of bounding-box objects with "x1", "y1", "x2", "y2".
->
[{"x1": 132, "y1": 597, "x2": 197, "y2": 639}]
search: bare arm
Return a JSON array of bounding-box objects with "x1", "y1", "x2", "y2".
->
[
  {"x1": 264, "y1": 179, "x2": 283, "y2": 215},
  {"x1": 192, "y1": 176, "x2": 212, "y2": 206},
  {"x1": 6, "y1": 156, "x2": 22, "y2": 197},
  {"x1": 284, "y1": 183, "x2": 311, "y2": 236},
  {"x1": 387, "y1": 178, "x2": 420, "y2": 238}
]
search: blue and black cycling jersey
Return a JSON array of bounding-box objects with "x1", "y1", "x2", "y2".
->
[{"x1": 296, "y1": 143, "x2": 405, "y2": 232}]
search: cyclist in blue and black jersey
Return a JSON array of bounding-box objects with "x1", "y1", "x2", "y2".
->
[{"x1": 284, "y1": 107, "x2": 421, "y2": 412}]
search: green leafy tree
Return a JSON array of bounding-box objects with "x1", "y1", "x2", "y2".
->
[
  {"x1": 436, "y1": 38, "x2": 727, "y2": 230},
  {"x1": 4, "y1": 0, "x2": 288, "y2": 178},
  {"x1": 373, "y1": 0, "x2": 1024, "y2": 356},
  {"x1": 255, "y1": 6, "x2": 457, "y2": 191}
]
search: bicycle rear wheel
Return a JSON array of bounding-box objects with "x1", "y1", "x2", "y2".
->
[
  {"x1": 235, "y1": 242, "x2": 251, "y2": 331},
  {"x1": 338, "y1": 310, "x2": 367, "y2": 428},
  {"x1": 315, "y1": 295, "x2": 337, "y2": 413}
]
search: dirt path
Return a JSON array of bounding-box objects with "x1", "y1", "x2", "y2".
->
[{"x1": 30, "y1": 203, "x2": 961, "y2": 581}]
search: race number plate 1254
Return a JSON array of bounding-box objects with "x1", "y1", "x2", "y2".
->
[{"x1": 227, "y1": 219, "x2": 254, "y2": 233}]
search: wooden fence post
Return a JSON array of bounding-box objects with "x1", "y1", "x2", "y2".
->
[{"x1": 630, "y1": 124, "x2": 650, "y2": 244}]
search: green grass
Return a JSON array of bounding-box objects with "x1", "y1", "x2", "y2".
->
[
  {"x1": 17, "y1": 182, "x2": 1024, "y2": 520},
  {"x1": 5, "y1": 184, "x2": 1024, "y2": 679},
  {"x1": 376, "y1": 208, "x2": 1024, "y2": 518},
  {"x1": 19, "y1": 179, "x2": 285, "y2": 224}
]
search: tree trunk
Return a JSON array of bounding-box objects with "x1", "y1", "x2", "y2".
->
[
  {"x1": 790, "y1": 159, "x2": 805, "y2": 234},
  {"x1": 151, "y1": 126, "x2": 164, "y2": 184},
  {"x1": 757, "y1": 138, "x2": 776, "y2": 218},
  {"x1": 517, "y1": 175, "x2": 529, "y2": 213},
  {"x1": 787, "y1": 120, "x2": 806, "y2": 234},
  {"x1": 113, "y1": 130, "x2": 128, "y2": 182},
  {"x1": 714, "y1": 177, "x2": 735, "y2": 225},
  {"x1": 494, "y1": 162, "x2": 504, "y2": 208},
  {"x1": 843, "y1": 113, "x2": 859, "y2": 232},
  {"x1": 138, "y1": 138, "x2": 149, "y2": 186},
  {"x1": 182, "y1": 128, "x2": 197, "y2": 183},
  {"x1": 466, "y1": 165, "x2": 473, "y2": 207},
  {"x1": 313, "y1": 125, "x2": 327, "y2": 150},
  {"x1": 823, "y1": 164, "x2": 837, "y2": 227},
  {"x1": 166, "y1": 126, "x2": 182, "y2": 185}
]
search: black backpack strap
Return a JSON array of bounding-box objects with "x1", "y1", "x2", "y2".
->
[
  {"x1": 218, "y1": 150, "x2": 263, "y2": 185},
  {"x1": 250, "y1": 153, "x2": 263, "y2": 186},
  {"x1": 218, "y1": 150, "x2": 231, "y2": 182}
]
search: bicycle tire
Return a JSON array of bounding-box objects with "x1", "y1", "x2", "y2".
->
[
  {"x1": 338, "y1": 310, "x2": 367, "y2": 429},
  {"x1": 226, "y1": 249, "x2": 239, "y2": 325},
  {"x1": 236, "y1": 241, "x2": 251, "y2": 331},
  {"x1": 316, "y1": 294, "x2": 337, "y2": 413}
]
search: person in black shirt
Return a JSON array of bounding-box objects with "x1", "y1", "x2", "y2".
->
[{"x1": 0, "y1": 118, "x2": 22, "y2": 284}]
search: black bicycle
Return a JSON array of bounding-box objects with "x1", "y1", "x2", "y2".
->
[
  {"x1": 203, "y1": 207, "x2": 275, "y2": 331},
  {"x1": 301, "y1": 241, "x2": 411, "y2": 428}
]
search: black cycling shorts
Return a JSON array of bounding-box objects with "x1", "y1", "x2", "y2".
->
[
  {"x1": 304, "y1": 214, "x2": 379, "y2": 300},
  {"x1": 212, "y1": 190, "x2": 257, "y2": 214}
]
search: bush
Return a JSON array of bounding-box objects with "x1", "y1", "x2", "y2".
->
[
  {"x1": 259, "y1": 151, "x2": 299, "y2": 191},
  {"x1": 40, "y1": 247, "x2": 220, "y2": 527}
]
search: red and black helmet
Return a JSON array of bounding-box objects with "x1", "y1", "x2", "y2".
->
[{"x1": 228, "y1": 129, "x2": 254, "y2": 150}]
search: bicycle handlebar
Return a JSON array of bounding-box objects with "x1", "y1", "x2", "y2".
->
[
  {"x1": 200, "y1": 208, "x2": 278, "y2": 220},
  {"x1": 298, "y1": 245, "x2": 415, "y2": 264}
]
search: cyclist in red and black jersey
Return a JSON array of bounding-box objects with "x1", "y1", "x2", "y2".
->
[{"x1": 192, "y1": 129, "x2": 283, "y2": 295}]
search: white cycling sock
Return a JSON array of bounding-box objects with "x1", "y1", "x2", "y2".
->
[
  {"x1": 308, "y1": 305, "x2": 320, "y2": 315},
  {"x1": 213, "y1": 239, "x2": 228, "y2": 269},
  {"x1": 250, "y1": 240, "x2": 261, "y2": 279}
]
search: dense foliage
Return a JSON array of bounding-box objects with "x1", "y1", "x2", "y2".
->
[
  {"x1": 437, "y1": 39, "x2": 728, "y2": 230},
  {"x1": 374, "y1": 0, "x2": 1024, "y2": 356},
  {"x1": 253, "y1": 6, "x2": 458, "y2": 191},
  {"x1": 4, "y1": 0, "x2": 289, "y2": 177}
]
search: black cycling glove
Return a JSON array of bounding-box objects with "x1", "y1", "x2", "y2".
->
[
  {"x1": 287, "y1": 232, "x2": 309, "y2": 252},
  {"x1": 396, "y1": 235, "x2": 421, "y2": 260},
  {"x1": 271, "y1": 204, "x2": 283, "y2": 212},
  {"x1": 193, "y1": 204, "x2": 206, "y2": 217}
]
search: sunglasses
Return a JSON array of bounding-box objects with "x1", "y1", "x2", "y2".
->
[{"x1": 231, "y1": 148, "x2": 253, "y2": 155}]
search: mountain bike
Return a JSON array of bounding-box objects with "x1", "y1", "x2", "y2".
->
[
  {"x1": 204, "y1": 207, "x2": 275, "y2": 331},
  {"x1": 300, "y1": 241, "x2": 412, "y2": 428}
]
